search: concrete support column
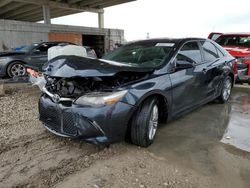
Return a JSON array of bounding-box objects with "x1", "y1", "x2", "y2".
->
[
  {"x1": 42, "y1": 5, "x2": 51, "y2": 24},
  {"x1": 98, "y1": 11, "x2": 104, "y2": 28}
]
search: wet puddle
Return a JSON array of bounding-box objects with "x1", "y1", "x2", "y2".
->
[
  {"x1": 148, "y1": 89, "x2": 250, "y2": 187},
  {"x1": 221, "y1": 92, "x2": 250, "y2": 152}
]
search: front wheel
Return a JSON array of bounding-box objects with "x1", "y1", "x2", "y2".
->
[
  {"x1": 131, "y1": 98, "x2": 159, "y2": 147},
  {"x1": 218, "y1": 76, "x2": 232, "y2": 103}
]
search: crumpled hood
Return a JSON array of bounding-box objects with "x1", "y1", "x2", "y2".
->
[
  {"x1": 43, "y1": 56, "x2": 154, "y2": 77},
  {"x1": 223, "y1": 46, "x2": 250, "y2": 57}
]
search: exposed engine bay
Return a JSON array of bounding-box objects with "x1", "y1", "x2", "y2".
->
[
  {"x1": 31, "y1": 71, "x2": 150, "y2": 99},
  {"x1": 28, "y1": 56, "x2": 154, "y2": 101}
]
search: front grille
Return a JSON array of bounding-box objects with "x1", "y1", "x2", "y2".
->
[
  {"x1": 39, "y1": 104, "x2": 61, "y2": 132},
  {"x1": 39, "y1": 100, "x2": 78, "y2": 137},
  {"x1": 62, "y1": 112, "x2": 77, "y2": 136}
]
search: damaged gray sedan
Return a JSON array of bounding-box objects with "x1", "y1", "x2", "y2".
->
[{"x1": 36, "y1": 38, "x2": 236, "y2": 147}]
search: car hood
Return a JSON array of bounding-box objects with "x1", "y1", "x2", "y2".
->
[
  {"x1": 0, "y1": 51, "x2": 26, "y2": 57},
  {"x1": 223, "y1": 46, "x2": 250, "y2": 57},
  {"x1": 43, "y1": 56, "x2": 155, "y2": 77}
]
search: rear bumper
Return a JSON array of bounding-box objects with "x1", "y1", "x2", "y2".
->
[{"x1": 39, "y1": 94, "x2": 134, "y2": 144}]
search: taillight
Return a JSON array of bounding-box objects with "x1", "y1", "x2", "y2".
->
[
  {"x1": 244, "y1": 59, "x2": 250, "y2": 65},
  {"x1": 244, "y1": 59, "x2": 250, "y2": 75},
  {"x1": 232, "y1": 59, "x2": 238, "y2": 75}
]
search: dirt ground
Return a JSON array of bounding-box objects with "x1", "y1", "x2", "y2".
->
[{"x1": 0, "y1": 84, "x2": 249, "y2": 188}]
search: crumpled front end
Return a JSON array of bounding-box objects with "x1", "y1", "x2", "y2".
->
[
  {"x1": 29, "y1": 56, "x2": 152, "y2": 143},
  {"x1": 39, "y1": 94, "x2": 134, "y2": 143}
]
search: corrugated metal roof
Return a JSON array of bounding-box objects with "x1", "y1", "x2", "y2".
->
[{"x1": 0, "y1": 0, "x2": 136, "y2": 22}]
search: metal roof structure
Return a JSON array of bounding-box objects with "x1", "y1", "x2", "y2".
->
[{"x1": 0, "y1": 0, "x2": 135, "y2": 24}]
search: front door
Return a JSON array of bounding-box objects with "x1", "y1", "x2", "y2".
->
[{"x1": 170, "y1": 41, "x2": 206, "y2": 115}]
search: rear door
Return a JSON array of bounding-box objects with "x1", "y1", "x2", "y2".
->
[
  {"x1": 199, "y1": 40, "x2": 225, "y2": 100},
  {"x1": 170, "y1": 41, "x2": 207, "y2": 115}
]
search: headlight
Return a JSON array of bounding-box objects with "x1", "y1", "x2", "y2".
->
[{"x1": 74, "y1": 90, "x2": 128, "y2": 107}]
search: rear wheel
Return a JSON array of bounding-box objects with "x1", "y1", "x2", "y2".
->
[
  {"x1": 131, "y1": 98, "x2": 159, "y2": 147},
  {"x1": 218, "y1": 76, "x2": 232, "y2": 103},
  {"x1": 7, "y1": 61, "x2": 26, "y2": 78}
]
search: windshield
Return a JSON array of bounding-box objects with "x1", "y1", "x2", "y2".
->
[
  {"x1": 15, "y1": 44, "x2": 37, "y2": 52},
  {"x1": 102, "y1": 42, "x2": 175, "y2": 68},
  {"x1": 215, "y1": 35, "x2": 250, "y2": 47}
]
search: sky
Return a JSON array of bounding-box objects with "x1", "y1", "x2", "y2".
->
[{"x1": 51, "y1": 0, "x2": 250, "y2": 41}]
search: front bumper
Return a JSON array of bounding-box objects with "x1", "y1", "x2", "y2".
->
[{"x1": 39, "y1": 94, "x2": 134, "y2": 144}]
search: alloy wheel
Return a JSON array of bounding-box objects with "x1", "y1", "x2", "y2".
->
[
  {"x1": 148, "y1": 105, "x2": 159, "y2": 140},
  {"x1": 222, "y1": 78, "x2": 232, "y2": 101},
  {"x1": 10, "y1": 63, "x2": 26, "y2": 77}
]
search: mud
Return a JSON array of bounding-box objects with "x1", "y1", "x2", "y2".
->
[{"x1": 0, "y1": 86, "x2": 249, "y2": 188}]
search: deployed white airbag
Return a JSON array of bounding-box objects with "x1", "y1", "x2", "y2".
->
[{"x1": 48, "y1": 45, "x2": 87, "y2": 61}]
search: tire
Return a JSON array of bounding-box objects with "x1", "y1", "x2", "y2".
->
[
  {"x1": 217, "y1": 76, "x2": 232, "y2": 103},
  {"x1": 131, "y1": 98, "x2": 159, "y2": 147},
  {"x1": 7, "y1": 61, "x2": 26, "y2": 78}
]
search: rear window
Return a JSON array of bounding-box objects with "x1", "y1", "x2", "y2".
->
[
  {"x1": 215, "y1": 35, "x2": 250, "y2": 47},
  {"x1": 216, "y1": 47, "x2": 225, "y2": 58},
  {"x1": 201, "y1": 41, "x2": 219, "y2": 62}
]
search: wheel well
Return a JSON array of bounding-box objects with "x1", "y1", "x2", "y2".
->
[
  {"x1": 125, "y1": 94, "x2": 168, "y2": 142},
  {"x1": 151, "y1": 94, "x2": 168, "y2": 123}
]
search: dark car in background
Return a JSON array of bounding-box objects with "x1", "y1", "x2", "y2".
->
[
  {"x1": 208, "y1": 32, "x2": 250, "y2": 83},
  {"x1": 0, "y1": 41, "x2": 73, "y2": 78},
  {"x1": 38, "y1": 38, "x2": 236, "y2": 147}
]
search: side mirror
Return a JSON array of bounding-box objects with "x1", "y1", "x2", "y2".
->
[{"x1": 176, "y1": 60, "x2": 194, "y2": 70}]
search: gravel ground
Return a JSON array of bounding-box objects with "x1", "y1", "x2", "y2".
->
[{"x1": 0, "y1": 86, "x2": 247, "y2": 188}]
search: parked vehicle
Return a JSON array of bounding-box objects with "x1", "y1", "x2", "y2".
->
[
  {"x1": 208, "y1": 33, "x2": 250, "y2": 83},
  {"x1": 37, "y1": 38, "x2": 236, "y2": 147},
  {"x1": 0, "y1": 41, "x2": 74, "y2": 78}
]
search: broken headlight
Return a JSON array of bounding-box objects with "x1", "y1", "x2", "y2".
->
[{"x1": 74, "y1": 90, "x2": 128, "y2": 107}]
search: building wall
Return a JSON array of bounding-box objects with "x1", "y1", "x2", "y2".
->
[
  {"x1": 0, "y1": 20, "x2": 48, "y2": 51},
  {"x1": 0, "y1": 19, "x2": 125, "y2": 52},
  {"x1": 48, "y1": 32, "x2": 82, "y2": 45}
]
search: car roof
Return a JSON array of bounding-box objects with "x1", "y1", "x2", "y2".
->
[{"x1": 127, "y1": 37, "x2": 207, "y2": 45}]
